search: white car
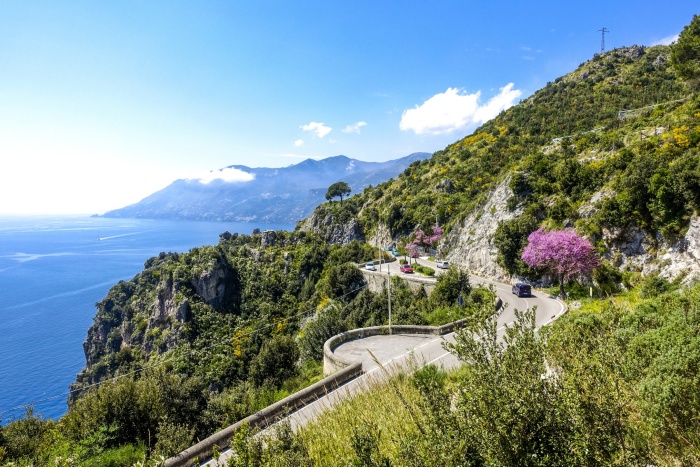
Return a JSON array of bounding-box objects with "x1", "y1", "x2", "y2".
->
[
  {"x1": 365, "y1": 261, "x2": 377, "y2": 271},
  {"x1": 436, "y1": 261, "x2": 449, "y2": 269}
]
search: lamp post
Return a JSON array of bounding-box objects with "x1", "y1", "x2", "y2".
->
[{"x1": 387, "y1": 268, "x2": 392, "y2": 335}]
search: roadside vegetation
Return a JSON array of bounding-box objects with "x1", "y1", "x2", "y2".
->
[{"x1": 225, "y1": 281, "x2": 700, "y2": 466}]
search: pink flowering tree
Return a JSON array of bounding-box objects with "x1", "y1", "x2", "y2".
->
[
  {"x1": 406, "y1": 241, "x2": 421, "y2": 263},
  {"x1": 521, "y1": 228, "x2": 599, "y2": 299},
  {"x1": 416, "y1": 225, "x2": 444, "y2": 248},
  {"x1": 406, "y1": 225, "x2": 444, "y2": 264}
]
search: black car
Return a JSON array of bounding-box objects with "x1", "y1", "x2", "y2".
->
[{"x1": 512, "y1": 283, "x2": 532, "y2": 297}]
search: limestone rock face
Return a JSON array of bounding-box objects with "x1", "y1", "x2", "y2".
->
[
  {"x1": 190, "y1": 261, "x2": 230, "y2": 309},
  {"x1": 367, "y1": 223, "x2": 392, "y2": 250},
  {"x1": 442, "y1": 178, "x2": 521, "y2": 280},
  {"x1": 153, "y1": 278, "x2": 189, "y2": 325},
  {"x1": 76, "y1": 253, "x2": 237, "y2": 390},
  {"x1": 604, "y1": 217, "x2": 700, "y2": 283},
  {"x1": 298, "y1": 210, "x2": 365, "y2": 245},
  {"x1": 260, "y1": 230, "x2": 277, "y2": 249},
  {"x1": 438, "y1": 178, "x2": 700, "y2": 285}
]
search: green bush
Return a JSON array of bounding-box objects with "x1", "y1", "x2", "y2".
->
[
  {"x1": 82, "y1": 443, "x2": 146, "y2": 467},
  {"x1": 430, "y1": 267, "x2": 471, "y2": 308},
  {"x1": 249, "y1": 335, "x2": 300, "y2": 388},
  {"x1": 638, "y1": 274, "x2": 676, "y2": 298},
  {"x1": 413, "y1": 264, "x2": 435, "y2": 276}
]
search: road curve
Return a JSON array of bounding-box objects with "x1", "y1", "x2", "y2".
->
[
  {"x1": 204, "y1": 268, "x2": 564, "y2": 466},
  {"x1": 281, "y1": 268, "x2": 564, "y2": 428}
]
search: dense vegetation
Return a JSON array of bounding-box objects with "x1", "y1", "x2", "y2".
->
[
  {"x1": 227, "y1": 282, "x2": 700, "y2": 466},
  {"x1": 0, "y1": 230, "x2": 489, "y2": 466}
]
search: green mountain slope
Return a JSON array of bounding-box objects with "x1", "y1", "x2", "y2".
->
[{"x1": 306, "y1": 43, "x2": 699, "y2": 282}]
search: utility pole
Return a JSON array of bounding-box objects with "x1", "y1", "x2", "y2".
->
[
  {"x1": 598, "y1": 27, "x2": 609, "y2": 53},
  {"x1": 387, "y1": 269, "x2": 392, "y2": 335}
]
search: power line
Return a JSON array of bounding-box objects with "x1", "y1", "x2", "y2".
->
[
  {"x1": 0, "y1": 282, "x2": 369, "y2": 419},
  {"x1": 598, "y1": 27, "x2": 609, "y2": 53}
]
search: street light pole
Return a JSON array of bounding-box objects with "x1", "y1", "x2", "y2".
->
[{"x1": 387, "y1": 268, "x2": 392, "y2": 335}]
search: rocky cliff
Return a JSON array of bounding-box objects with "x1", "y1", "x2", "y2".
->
[
  {"x1": 74, "y1": 251, "x2": 239, "y2": 390},
  {"x1": 442, "y1": 178, "x2": 520, "y2": 280},
  {"x1": 298, "y1": 207, "x2": 365, "y2": 245},
  {"x1": 443, "y1": 177, "x2": 700, "y2": 285}
]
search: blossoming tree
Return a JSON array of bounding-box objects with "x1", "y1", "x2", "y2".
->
[
  {"x1": 521, "y1": 228, "x2": 599, "y2": 298},
  {"x1": 406, "y1": 225, "x2": 444, "y2": 263}
]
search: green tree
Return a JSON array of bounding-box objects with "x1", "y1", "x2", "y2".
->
[
  {"x1": 671, "y1": 15, "x2": 700, "y2": 82},
  {"x1": 325, "y1": 181, "x2": 352, "y2": 204},
  {"x1": 249, "y1": 335, "x2": 300, "y2": 388},
  {"x1": 430, "y1": 266, "x2": 471, "y2": 307},
  {"x1": 493, "y1": 213, "x2": 539, "y2": 275}
]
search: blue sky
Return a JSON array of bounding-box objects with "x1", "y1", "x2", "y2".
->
[{"x1": 0, "y1": 1, "x2": 696, "y2": 214}]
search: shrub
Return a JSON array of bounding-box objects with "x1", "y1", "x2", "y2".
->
[
  {"x1": 413, "y1": 265, "x2": 435, "y2": 276},
  {"x1": 249, "y1": 335, "x2": 300, "y2": 388}
]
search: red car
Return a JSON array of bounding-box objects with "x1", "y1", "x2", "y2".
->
[{"x1": 400, "y1": 263, "x2": 414, "y2": 273}]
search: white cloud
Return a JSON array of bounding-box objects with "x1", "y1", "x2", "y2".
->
[
  {"x1": 342, "y1": 121, "x2": 367, "y2": 133},
  {"x1": 400, "y1": 84, "x2": 522, "y2": 135},
  {"x1": 651, "y1": 34, "x2": 679, "y2": 46},
  {"x1": 522, "y1": 56, "x2": 535, "y2": 61},
  {"x1": 190, "y1": 167, "x2": 255, "y2": 184},
  {"x1": 294, "y1": 139, "x2": 304, "y2": 147},
  {"x1": 301, "y1": 121, "x2": 332, "y2": 138},
  {"x1": 473, "y1": 83, "x2": 522, "y2": 123}
]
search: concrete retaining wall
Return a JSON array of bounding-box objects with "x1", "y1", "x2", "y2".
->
[
  {"x1": 164, "y1": 361, "x2": 362, "y2": 467},
  {"x1": 360, "y1": 270, "x2": 437, "y2": 294},
  {"x1": 323, "y1": 297, "x2": 503, "y2": 375}
]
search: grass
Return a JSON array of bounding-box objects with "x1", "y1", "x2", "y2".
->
[{"x1": 298, "y1": 364, "x2": 424, "y2": 465}]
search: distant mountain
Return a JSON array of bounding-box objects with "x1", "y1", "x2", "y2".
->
[{"x1": 102, "y1": 153, "x2": 431, "y2": 223}]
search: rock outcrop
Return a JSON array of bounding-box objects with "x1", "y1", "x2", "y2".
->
[
  {"x1": 604, "y1": 217, "x2": 700, "y2": 283},
  {"x1": 75, "y1": 253, "x2": 238, "y2": 390},
  {"x1": 442, "y1": 179, "x2": 520, "y2": 280},
  {"x1": 298, "y1": 210, "x2": 365, "y2": 245},
  {"x1": 440, "y1": 177, "x2": 700, "y2": 285}
]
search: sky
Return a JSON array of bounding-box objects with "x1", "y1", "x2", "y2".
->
[{"x1": 0, "y1": 1, "x2": 696, "y2": 215}]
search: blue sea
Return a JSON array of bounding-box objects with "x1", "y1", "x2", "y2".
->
[{"x1": 0, "y1": 216, "x2": 293, "y2": 422}]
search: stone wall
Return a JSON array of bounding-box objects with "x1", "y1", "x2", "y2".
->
[{"x1": 360, "y1": 269, "x2": 436, "y2": 295}]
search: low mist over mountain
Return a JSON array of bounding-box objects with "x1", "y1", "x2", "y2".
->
[{"x1": 102, "y1": 153, "x2": 430, "y2": 223}]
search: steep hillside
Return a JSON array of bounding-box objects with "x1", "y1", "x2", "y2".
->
[
  {"x1": 303, "y1": 44, "x2": 700, "y2": 282},
  {"x1": 102, "y1": 153, "x2": 430, "y2": 223}
]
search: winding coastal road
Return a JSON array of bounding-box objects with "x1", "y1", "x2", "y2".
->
[{"x1": 203, "y1": 262, "x2": 565, "y2": 466}]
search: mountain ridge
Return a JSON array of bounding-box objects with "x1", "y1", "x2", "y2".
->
[{"x1": 102, "y1": 153, "x2": 430, "y2": 223}]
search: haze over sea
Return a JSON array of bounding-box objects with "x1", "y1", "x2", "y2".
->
[{"x1": 0, "y1": 216, "x2": 293, "y2": 421}]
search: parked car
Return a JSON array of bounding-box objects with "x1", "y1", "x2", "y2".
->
[
  {"x1": 400, "y1": 263, "x2": 414, "y2": 273},
  {"x1": 436, "y1": 261, "x2": 449, "y2": 269},
  {"x1": 512, "y1": 283, "x2": 532, "y2": 297},
  {"x1": 365, "y1": 261, "x2": 377, "y2": 271}
]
